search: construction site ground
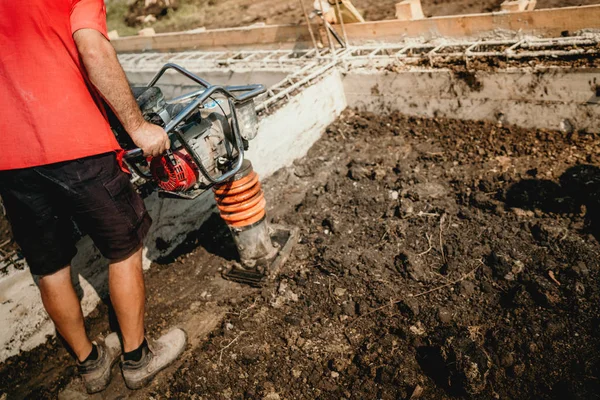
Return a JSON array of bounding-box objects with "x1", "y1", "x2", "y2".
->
[
  {"x1": 107, "y1": 0, "x2": 600, "y2": 35},
  {"x1": 2, "y1": 109, "x2": 600, "y2": 399}
]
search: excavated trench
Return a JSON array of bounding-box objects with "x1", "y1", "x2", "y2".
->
[{"x1": 1, "y1": 37, "x2": 600, "y2": 399}]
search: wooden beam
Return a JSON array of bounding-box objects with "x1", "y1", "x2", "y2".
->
[
  {"x1": 112, "y1": 24, "x2": 316, "y2": 53},
  {"x1": 501, "y1": 0, "x2": 530, "y2": 13},
  {"x1": 337, "y1": 0, "x2": 365, "y2": 24},
  {"x1": 501, "y1": 0, "x2": 536, "y2": 12},
  {"x1": 526, "y1": 0, "x2": 537, "y2": 11},
  {"x1": 336, "y1": 5, "x2": 600, "y2": 44},
  {"x1": 137, "y1": 27, "x2": 156, "y2": 36},
  {"x1": 112, "y1": 5, "x2": 600, "y2": 53},
  {"x1": 107, "y1": 30, "x2": 119, "y2": 40},
  {"x1": 396, "y1": 0, "x2": 425, "y2": 21}
]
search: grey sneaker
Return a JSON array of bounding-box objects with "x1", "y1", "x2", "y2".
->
[
  {"x1": 77, "y1": 332, "x2": 122, "y2": 394},
  {"x1": 121, "y1": 328, "x2": 187, "y2": 390}
]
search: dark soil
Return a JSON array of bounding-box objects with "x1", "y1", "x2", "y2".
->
[
  {"x1": 162, "y1": 110, "x2": 600, "y2": 399},
  {"x1": 2, "y1": 110, "x2": 600, "y2": 399}
]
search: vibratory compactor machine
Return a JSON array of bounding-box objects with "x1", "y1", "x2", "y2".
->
[{"x1": 110, "y1": 63, "x2": 297, "y2": 286}]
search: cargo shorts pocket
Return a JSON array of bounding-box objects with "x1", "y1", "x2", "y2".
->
[{"x1": 103, "y1": 171, "x2": 147, "y2": 231}]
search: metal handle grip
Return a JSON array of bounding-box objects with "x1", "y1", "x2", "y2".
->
[{"x1": 124, "y1": 148, "x2": 144, "y2": 160}]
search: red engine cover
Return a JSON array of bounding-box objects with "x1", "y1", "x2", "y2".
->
[{"x1": 149, "y1": 149, "x2": 199, "y2": 192}]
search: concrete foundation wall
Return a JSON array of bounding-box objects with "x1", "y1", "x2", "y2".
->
[
  {"x1": 344, "y1": 68, "x2": 600, "y2": 133},
  {"x1": 0, "y1": 69, "x2": 346, "y2": 362}
]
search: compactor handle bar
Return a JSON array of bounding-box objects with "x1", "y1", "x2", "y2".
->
[{"x1": 124, "y1": 64, "x2": 266, "y2": 185}]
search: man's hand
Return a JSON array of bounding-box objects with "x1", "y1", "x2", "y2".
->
[{"x1": 129, "y1": 122, "x2": 170, "y2": 157}]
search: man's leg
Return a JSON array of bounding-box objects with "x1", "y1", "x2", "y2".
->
[
  {"x1": 108, "y1": 247, "x2": 145, "y2": 353},
  {"x1": 0, "y1": 168, "x2": 95, "y2": 363},
  {"x1": 38, "y1": 266, "x2": 93, "y2": 362},
  {"x1": 37, "y1": 262, "x2": 123, "y2": 395},
  {"x1": 1, "y1": 164, "x2": 124, "y2": 394},
  {"x1": 39, "y1": 263, "x2": 123, "y2": 395},
  {"x1": 58, "y1": 153, "x2": 186, "y2": 390},
  {"x1": 61, "y1": 154, "x2": 152, "y2": 354}
]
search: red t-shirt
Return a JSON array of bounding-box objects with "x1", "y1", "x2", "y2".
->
[{"x1": 0, "y1": 0, "x2": 121, "y2": 171}]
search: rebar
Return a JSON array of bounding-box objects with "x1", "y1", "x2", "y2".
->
[
  {"x1": 299, "y1": 0, "x2": 321, "y2": 56},
  {"x1": 318, "y1": 0, "x2": 337, "y2": 56},
  {"x1": 334, "y1": 0, "x2": 350, "y2": 47}
]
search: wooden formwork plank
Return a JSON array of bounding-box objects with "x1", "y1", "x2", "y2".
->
[
  {"x1": 112, "y1": 24, "x2": 316, "y2": 53},
  {"x1": 112, "y1": 5, "x2": 600, "y2": 53},
  {"x1": 395, "y1": 0, "x2": 425, "y2": 21},
  {"x1": 501, "y1": 0, "x2": 530, "y2": 13},
  {"x1": 504, "y1": 0, "x2": 536, "y2": 12},
  {"x1": 337, "y1": 5, "x2": 600, "y2": 43},
  {"x1": 526, "y1": 0, "x2": 537, "y2": 11}
]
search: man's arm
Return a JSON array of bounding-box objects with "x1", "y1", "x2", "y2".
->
[{"x1": 73, "y1": 29, "x2": 169, "y2": 157}]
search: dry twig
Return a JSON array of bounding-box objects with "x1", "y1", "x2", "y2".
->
[
  {"x1": 408, "y1": 211, "x2": 440, "y2": 219},
  {"x1": 439, "y1": 214, "x2": 447, "y2": 265},
  {"x1": 225, "y1": 300, "x2": 257, "y2": 319},
  {"x1": 409, "y1": 260, "x2": 483, "y2": 298},
  {"x1": 548, "y1": 270, "x2": 561, "y2": 286},
  {"x1": 380, "y1": 226, "x2": 391, "y2": 242},
  {"x1": 219, "y1": 332, "x2": 245, "y2": 365},
  {"x1": 417, "y1": 233, "x2": 433, "y2": 256}
]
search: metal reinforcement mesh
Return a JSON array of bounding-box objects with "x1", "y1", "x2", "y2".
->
[{"x1": 118, "y1": 34, "x2": 600, "y2": 113}]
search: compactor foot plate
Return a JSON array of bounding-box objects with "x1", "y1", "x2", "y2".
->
[{"x1": 223, "y1": 225, "x2": 299, "y2": 287}]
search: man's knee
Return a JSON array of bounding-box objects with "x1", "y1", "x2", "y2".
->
[
  {"x1": 36, "y1": 264, "x2": 72, "y2": 286},
  {"x1": 109, "y1": 245, "x2": 143, "y2": 267}
]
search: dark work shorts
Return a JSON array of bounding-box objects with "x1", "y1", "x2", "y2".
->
[{"x1": 0, "y1": 152, "x2": 152, "y2": 276}]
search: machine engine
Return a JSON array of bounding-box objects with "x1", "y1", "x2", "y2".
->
[{"x1": 111, "y1": 64, "x2": 263, "y2": 199}]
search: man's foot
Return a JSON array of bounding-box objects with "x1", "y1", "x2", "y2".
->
[
  {"x1": 77, "y1": 332, "x2": 122, "y2": 394},
  {"x1": 121, "y1": 328, "x2": 187, "y2": 390}
]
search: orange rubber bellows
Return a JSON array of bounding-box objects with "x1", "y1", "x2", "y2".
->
[{"x1": 213, "y1": 164, "x2": 266, "y2": 228}]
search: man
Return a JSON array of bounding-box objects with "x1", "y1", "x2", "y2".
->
[{"x1": 0, "y1": 0, "x2": 186, "y2": 394}]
